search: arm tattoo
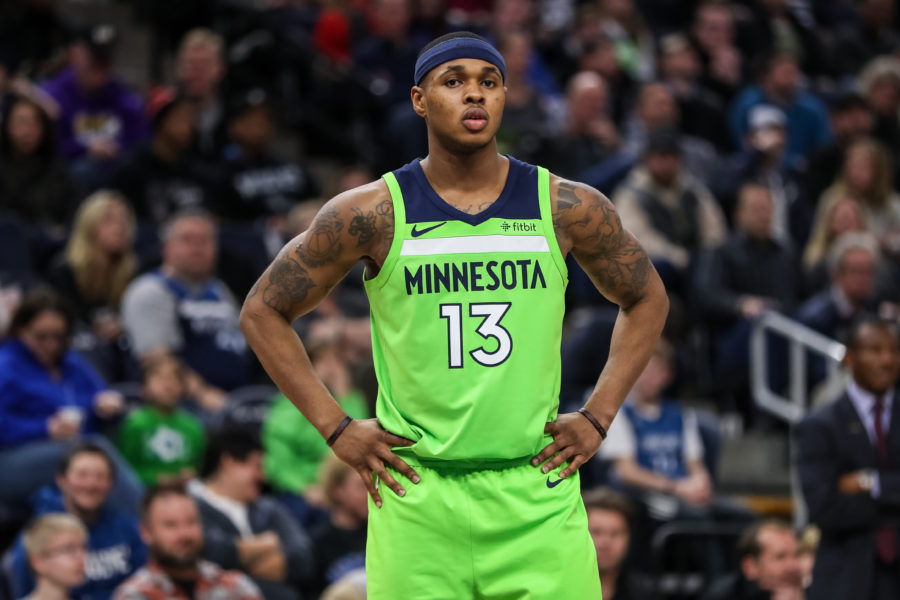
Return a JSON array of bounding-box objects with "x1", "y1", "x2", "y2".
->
[
  {"x1": 558, "y1": 180, "x2": 652, "y2": 306},
  {"x1": 349, "y1": 207, "x2": 377, "y2": 246},
  {"x1": 296, "y1": 206, "x2": 343, "y2": 267},
  {"x1": 261, "y1": 256, "x2": 316, "y2": 318}
]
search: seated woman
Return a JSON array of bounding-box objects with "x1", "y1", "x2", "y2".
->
[
  {"x1": 48, "y1": 190, "x2": 139, "y2": 381},
  {"x1": 0, "y1": 289, "x2": 143, "y2": 515}
]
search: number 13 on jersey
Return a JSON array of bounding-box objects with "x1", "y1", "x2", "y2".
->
[{"x1": 439, "y1": 302, "x2": 512, "y2": 369}]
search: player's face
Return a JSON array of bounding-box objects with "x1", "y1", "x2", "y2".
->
[
  {"x1": 413, "y1": 58, "x2": 506, "y2": 154},
  {"x1": 586, "y1": 508, "x2": 629, "y2": 573}
]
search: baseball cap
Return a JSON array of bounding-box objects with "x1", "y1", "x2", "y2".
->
[
  {"x1": 644, "y1": 129, "x2": 682, "y2": 156},
  {"x1": 75, "y1": 24, "x2": 118, "y2": 64},
  {"x1": 748, "y1": 105, "x2": 786, "y2": 131}
]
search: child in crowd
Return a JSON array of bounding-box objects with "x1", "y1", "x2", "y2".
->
[
  {"x1": 115, "y1": 353, "x2": 205, "y2": 486},
  {"x1": 21, "y1": 513, "x2": 88, "y2": 600}
]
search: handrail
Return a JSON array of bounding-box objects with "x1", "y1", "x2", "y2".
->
[{"x1": 750, "y1": 311, "x2": 846, "y2": 424}]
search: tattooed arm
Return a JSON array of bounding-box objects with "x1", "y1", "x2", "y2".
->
[
  {"x1": 531, "y1": 176, "x2": 669, "y2": 480},
  {"x1": 240, "y1": 181, "x2": 418, "y2": 506}
]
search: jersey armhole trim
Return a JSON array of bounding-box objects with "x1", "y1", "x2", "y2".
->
[
  {"x1": 538, "y1": 166, "x2": 568, "y2": 284},
  {"x1": 365, "y1": 172, "x2": 406, "y2": 290}
]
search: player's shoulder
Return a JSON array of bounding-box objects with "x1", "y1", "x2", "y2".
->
[{"x1": 328, "y1": 177, "x2": 392, "y2": 215}]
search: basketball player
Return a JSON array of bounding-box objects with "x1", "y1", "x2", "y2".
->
[{"x1": 240, "y1": 32, "x2": 668, "y2": 598}]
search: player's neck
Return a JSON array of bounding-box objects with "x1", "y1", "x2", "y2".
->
[{"x1": 420, "y1": 143, "x2": 506, "y2": 193}]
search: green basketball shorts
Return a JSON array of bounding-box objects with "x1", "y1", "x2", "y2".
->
[{"x1": 366, "y1": 457, "x2": 603, "y2": 599}]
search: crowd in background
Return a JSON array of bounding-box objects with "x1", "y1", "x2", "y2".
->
[{"x1": 1, "y1": 0, "x2": 900, "y2": 598}]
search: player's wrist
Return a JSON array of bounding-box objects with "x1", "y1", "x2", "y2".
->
[
  {"x1": 326, "y1": 415, "x2": 354, "y2": 447},
  {"x1": 577, "y1": 408, "x2": 608, "y2": 440}
]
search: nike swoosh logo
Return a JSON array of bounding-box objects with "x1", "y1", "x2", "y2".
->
[
  {"x1": 411, "y1": 222, "x2": 448, "y2": 237},
  {"x1": 546, "y1": 476, "x2": 564, "y2": 488}
]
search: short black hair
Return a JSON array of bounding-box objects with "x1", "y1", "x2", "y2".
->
[
  {"x1": 737, "y1": 519, "x2": 793, "y2": 561},
  {"x1": 844, "y1": 314, "x2": 900, "y2": 349},
  {"x1": 57, "y1": 442, "x2": 116, "y2": 480},
  {"x1": 9, "y1": 288, "x2": 75, "y2": 339},
  {"x1": 582, "y1": 487, "x2": 634, "y2": 522},
  {"x1": 200, "y1": 428, "x2": 263, "y2": 479},
  {"x1": 417, "y1": 31, "x2": 489, "y2": 59},
  {"x1": 140, "y1": 483, "x2": 192, "y2": 522}
]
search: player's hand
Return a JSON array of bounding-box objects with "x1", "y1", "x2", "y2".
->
[
  {"x1": 330, "y1": 418, "x2": 421, "y2": 508},
  {"x1": 532, "y1": 412, "x2": 603, "y2": 480}
]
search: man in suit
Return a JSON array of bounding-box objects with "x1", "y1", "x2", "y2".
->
[{"x1": 796, "y1": 315, "x2": 900, "y2": 599}]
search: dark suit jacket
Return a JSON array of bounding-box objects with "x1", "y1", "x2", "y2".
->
[{"x1": 795, "y1": 393, "x2": 900, "y2": 599}]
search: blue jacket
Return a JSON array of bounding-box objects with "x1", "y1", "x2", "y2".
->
[
  {"x1": 728, "y1": 86, "x2": 831, "y2": 170},
  {"x1": 10, "y1": 486, "x2": 147, "y2": 600},
  {"x1": 0, "y1": 339, "x2": 106, "y2": 447}
]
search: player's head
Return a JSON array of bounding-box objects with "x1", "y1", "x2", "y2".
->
[{"x1": 411, "y1": 32, "x2": 507, "y2": 154}]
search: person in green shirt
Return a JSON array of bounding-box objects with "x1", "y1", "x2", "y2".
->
[
  {"x1": 115, "y1": 353, "x2": 206, "y2": 486},
  {"x1": 263, "y1": 336, "x2": 369, "y2": 507}
]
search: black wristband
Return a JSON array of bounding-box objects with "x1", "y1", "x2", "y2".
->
[
  {"x1": 577, "y1": 408, "x2": 608, "y2": 440},
  {"x1": 326, "y1": 416, "x2": 353, "y2": 447}
]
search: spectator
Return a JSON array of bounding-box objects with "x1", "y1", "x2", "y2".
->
[
  {"x1": 805, "y1": 93, "x2": 874, "y2": 209},
  {"x1": 0, "y1": 95, "x2": 77, "y2": 236},
  {"x1": 20, "y1": 514, "x2": 88, "y2": 600},
  {"x1": 612, "y1": 129, "x2": 726, "y2": 292},
  {"x1": 582, "y1": 487, "x2": 653, "y2": 600},
  {"x1": 42, "y1": 24, "x2": 148, "y2": 191},
  {"x1": 702, "y1": 520, "x2": 804, "y2": 600},
  {"x1": 657, "y1": 32, "x2": 728, "y2": 150},
  {"x1": 263, "y1": 336, "x2": 369, "y2": 523},
  {"x1": 121, "y1": 209, "x2": 253, "y2": 399},
  {"x1": 542, "y1": 71, "x2": 619, "y2": 180},
  {"x1": 813, "y1": 138, "x2": 900, "y2": 256},
  {"x1": 115, "y1": 353, "x2": 205, "y2": 487},
  {"x1": 796, "y1": 315, "x2": 900, "y2": 600},
  {"x1": 495, "y1": 31, "x2": 556, "y2": 164},
  {"x1": 217, "y1": 88, "x2": 319, "y2": 222},
  {"x1": 598, "y1": 0, "x2": 655, "y2": 81},
  {"x1": 690, "y1": 1, "x2": 744, "y2": 103},
  {"x1": 111, "y1": 88, "x2": 214, "y2": 226},
  {"x1": 599, "y1": 338, "x2": 713, "y2": 511},
  {"x1": 830, "y1": 0, "x2": 900, "y2": 81},
  {"x1": 113, "y1": 485, "x2": 263, "y2": 600},
  {"x1": 729, "y1": 51, "x2": 831, "y2": 171},
  {"x1": 0, "y1": 290, "x2": 141, "y2": 514},
  {"x1": 576, "y1": 33, "x2": 636, "y2": 125},
  {"x1": 176, "y1": 29, "x2": 227, "y2": 159},
  {"x1": 858, "y1": 56, "x2": 900, "y2": 156},
  {"x1": 307, "y1": 453, "x2": 368, "y2": 597},
  {"x1": 47, "y1": 190, "x2": 137, "y2": 381},
  {"x1": 10, "y1": 443, "x2": 147, "y2": 600},
  {"x1": 802, "y1": 197, "x2": 867, "y2": 295},
  {"x1": 190, "y1": 429, "x2": 314, "y2": 600},
  {"x1": 714, "y1": 104, "x2": 808, "y2": 243},
  {"x1": 694, "y1": 183, "x2": 800, "y2": 399}
]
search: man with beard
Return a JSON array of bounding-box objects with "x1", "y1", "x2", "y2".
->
[{"x1": 112, "y1": 486, "x2": 262, "y2": 600}]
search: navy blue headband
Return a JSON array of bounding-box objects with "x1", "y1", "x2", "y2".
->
[{"x1": 414, "y1": 37, "x2": 506, "y2": 85}]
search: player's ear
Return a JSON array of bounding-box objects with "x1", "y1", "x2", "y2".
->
[{"x1": 411, "y1": 85, "x2": 427, "y2": 118}]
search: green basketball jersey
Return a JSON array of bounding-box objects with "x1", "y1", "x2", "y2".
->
[{"x1": 364, "y1": 157, "x2": 568, "y2": 461}]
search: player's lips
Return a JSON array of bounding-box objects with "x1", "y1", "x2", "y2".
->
[{"x1": 462, "y1": 107, "x2": 489, "y2": 131}]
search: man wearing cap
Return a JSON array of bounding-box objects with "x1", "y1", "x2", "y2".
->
[
  {"x1": 42, "y1": 24, "x2": 148, "y2": 189},
  {"x1": 240, "y1": 31, "x2": 668, "y2": 597}
]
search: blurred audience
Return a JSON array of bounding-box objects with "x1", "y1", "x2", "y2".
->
[
  {"x1": 42, "y1": 24, "x2": 148, "y2": 191},
  {"x1": 0, "y1": 95, "x2": 77, "y2": 236},
  {"x1": 583, "y1": 487, "x2": 653, "y2": 600},
  {"x1": 803, "y1": 196, "x2": 867, "y2": 293},
  {"x1": 702, "y1": 520, "x2": 804, "y2": 600},
  {"x1": 48, "y1": 191, "x2": 137, "y2": 381},
  {"x1": 115, "y1": 354, "x2": 205, "y2": 487},
  {"x1": 306, "y1": 453, "x2": 368, "y2": 597},
  {"x1": 113, "y1": 485, "x2": 263, "y2": 600},
  {"x1": 10, "y1": 443, "x2": 147, "y2": 600},
  {"x1": 796, "y1": 316, "x2": 900, "y2": 600},
  {"x1": 175, "y1": 29, "x2": 227, "y2": 159},
  {"x1": 190, "y1": 429, "x2": 313, "y2": 600},
  {"x1": 121, "y1": 210, "x2": 253, "y2": 403},
  {"x1": 20, "y1": 513, "x2": 89, "y2": 600},
  {"x1": 0, "y1": 290, "x2": 141, "y2": 514},
  {"x1": 263, "y1": 336, "x2": 369, "y2": 526}
]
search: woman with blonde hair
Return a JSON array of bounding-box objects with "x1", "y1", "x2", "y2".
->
[
  {"x1": 48, "y1": 190, "x2": 139, "y2": 379},
  {"x1": 812, "y1": 138, "x2": 900, "y2": 252},
  {"x1": 802, "y1": 196, "x2": 867, "y2": 293}
]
